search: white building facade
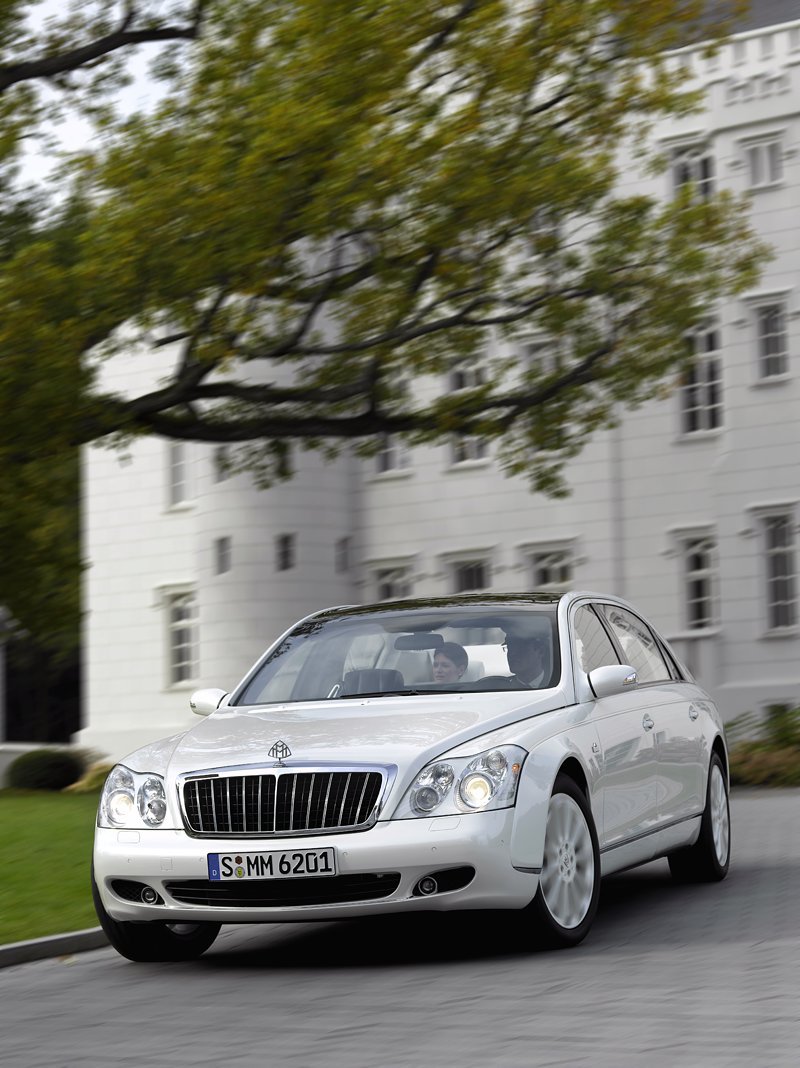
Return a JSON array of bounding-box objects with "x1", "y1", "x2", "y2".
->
[{"x1": 79, "y1": 11, "x2": 800, "y2": 760}]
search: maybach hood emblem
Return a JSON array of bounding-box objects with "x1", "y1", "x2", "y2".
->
[{"x1": 269, "y1": 739, "x2": 292, "y2": 765}]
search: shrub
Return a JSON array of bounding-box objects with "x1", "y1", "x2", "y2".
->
[
  {"x1": 64, "y1": 761, "x2": 114, "y2": 794},
  {"x1": 7, "y1": 749, "x2": 85, "y2": 791},
  {"x1": 729, "y1": 743, "x2": 800, "y2": 787},
  {"x1": 763, "y1": 704, "x2": 800, "y2": 749},
  {"x1": 727, "y1": 704, "x2": 800, "y2": 787}
]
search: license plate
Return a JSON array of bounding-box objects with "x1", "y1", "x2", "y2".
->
[{"x1": 207, "y1": 847, "x2": 337, "y2": 881}]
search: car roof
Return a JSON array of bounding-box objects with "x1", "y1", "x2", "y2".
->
[{"x1": 310, "y1": 592, "x2": 565, "y2": 623}]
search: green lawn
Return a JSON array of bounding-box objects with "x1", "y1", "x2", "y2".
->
[{"x1": 0, "y1": 790, "x2": 100, "y2": 944}]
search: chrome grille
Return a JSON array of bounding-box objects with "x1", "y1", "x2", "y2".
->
[{"x1": 181, "y1": 769, "x2": 384, "y2": 837}]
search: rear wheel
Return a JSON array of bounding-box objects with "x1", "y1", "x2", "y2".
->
[
  {"x1": 525, "y1": 774, "x2": 600, "y2": 948},
  {"x1": 92, "y1": 874, "x2": 221, "y2": 962},
  {"x1": 668, "y1": 752, "x2": 730, "y2": 883}
]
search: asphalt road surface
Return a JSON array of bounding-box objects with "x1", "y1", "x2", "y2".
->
[{"x1": 2, "y1": 788, "x2": 798, "y2": 1068}]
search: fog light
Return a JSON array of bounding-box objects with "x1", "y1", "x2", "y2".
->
[
  {"x1": 140, "y1": 886, "x2": 159, "y2": 905},
  {"x1": 416, "y1": 876, "x2": 438, "y2": 896}
]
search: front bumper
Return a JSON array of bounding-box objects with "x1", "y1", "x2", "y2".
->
[{"x1": 94, "y1": 809, "x2": 538, "y2": 923}]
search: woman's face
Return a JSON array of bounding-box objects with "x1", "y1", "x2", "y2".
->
[{"x1": 433, "y1": 652, "x2": 463, "y2": 683}]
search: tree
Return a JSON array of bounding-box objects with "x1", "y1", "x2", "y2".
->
[
  {"x1": 0, "y1": 2, "x2": 206, "y2": 653},
  {"x1": 0, "y1": 0, "x2": 765, "y2": 647}
]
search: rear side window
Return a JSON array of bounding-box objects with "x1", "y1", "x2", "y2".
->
[
  {"x1": 572, "y1": 605, "x2": 620, "y2": 674},
  {"x1": 598, "y1": 605, "x2": 671, "y2": 684}
]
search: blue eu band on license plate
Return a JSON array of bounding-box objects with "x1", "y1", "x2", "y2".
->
[{"x1": 207, "y1": 848, "x2": 337, "y2": 881}]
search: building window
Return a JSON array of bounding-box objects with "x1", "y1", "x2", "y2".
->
[
  {"x1": 167, "y1": 442, "x2": 189, "y2": 506},
  {"x1": 335, "y1": 537, "x2": 351, "y2": 574},
  {"x1": 523, "y1": 338, "x2": 560, "y2": 377},
  {"x1": 376, "y1": 434, "x2": 410, "y2": 474},
  {"x1": 166, "y1": 591, "x2": 198, "y2": 684},
  {"x1": 451, "y1": 435, "x2": 488, "y2": 464},
  {"x1": 450, "y1": 365, "x2": 485, "y2": 391},
  {"x1": 214, "y1": 536, "x2": 232, "y2": 575},
  {"x1": 530, "y1": 547, "x2": 574, "y2": 590},
  {"x1": 374, "y1": 565, "x2": 412, "y2": 601},
  {"x1": 213, "y1": 446, "x2": 231, "y2": 483},
  {"x1": 746, "y1": 139, "x2": 783, "y2": 188},
  {"x1": 449, "y1": 364, "x2": 488, "y2": 464},
  {"x1": 672, "y1": 144, "x2": 715, "y2": 200},
  {"x1": 764, "y1": 515, "x2": 797, "y2": 630},
  {"x1": 276, "y1": 533, "x2": 295, "y2": 572},
  {"x1": 756, "y1": 304, "x2": 788, "y2": 379},
  {"x1": 453, "y1": 560, "x2": 489, "y2": 593},
  {"x1": 682, "y1": 534, "x2": 717, "y2": 629},
  {"x1": 681, "y1": 324, "x2": 722, "y2": 434}
]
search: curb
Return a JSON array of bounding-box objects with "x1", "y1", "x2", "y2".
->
[{"x1": 0, "y1": 927, "x2": 108, "y2": 969}]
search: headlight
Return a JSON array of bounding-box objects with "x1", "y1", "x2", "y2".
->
[
  {"x1": 99, "y1": 765, "x2": 168, "y2": 829},
  {"x1": 396, "y1": 745, "x2": 526, "y2": 819}
]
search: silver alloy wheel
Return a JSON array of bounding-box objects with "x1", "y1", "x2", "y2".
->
[
  {"x1": 539, "y1": 792, "x2": 595, "y2": 930},
  {"x1": 709, "y1": 763, "x2": 730, "y2": 866}
]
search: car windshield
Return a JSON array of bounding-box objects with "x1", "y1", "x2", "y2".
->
[{"x1": 233, "y1": 603, "x2": 561, "y2": 705}]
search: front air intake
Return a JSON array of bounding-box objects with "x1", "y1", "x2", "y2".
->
[{"x1": 181, "y1": 768, "x2": 385, "y2": 837}]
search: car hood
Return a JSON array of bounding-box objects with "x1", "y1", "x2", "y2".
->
[{"x1": 123, "y1": 688, "x2": 567, "y2": 782}]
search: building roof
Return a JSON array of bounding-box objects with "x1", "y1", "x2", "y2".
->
[{"x1": 734, "y1": 0, "x2": 800, "y2": 31}]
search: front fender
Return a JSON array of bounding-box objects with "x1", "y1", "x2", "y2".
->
[{"x1": 510, "y1": 721, "x2": 600, "y2": 872}]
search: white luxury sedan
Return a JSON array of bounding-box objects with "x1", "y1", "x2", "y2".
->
[{"x1": 92, "y1": 591, "x2": 731, "y2": 961}]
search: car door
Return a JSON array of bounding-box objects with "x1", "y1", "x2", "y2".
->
[
  {"x1": 649, "y1": 636, "x2": 707, "y2": 826},
  {"x1": 572, "y1": 603, "x2": 659, "y2": 852},
  {"x1": 597, "y1": 604, "x2": 704, "y2": 831}
]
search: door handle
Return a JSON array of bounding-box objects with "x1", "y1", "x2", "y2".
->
[
  {"x1": 689, "y1": 705, "x2": 700, "y2": 721},
  {"x1": 642, "y1": 714, "x2": 655, "y2": 731}
]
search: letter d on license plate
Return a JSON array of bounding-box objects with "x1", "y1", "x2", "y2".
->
[{"x1": 208, "y1": 848, "x2": 337, "y2": 881}]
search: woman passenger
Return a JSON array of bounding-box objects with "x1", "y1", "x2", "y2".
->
[{"x1": 432, "y1": 642, "x2": 468, "y2": 684}]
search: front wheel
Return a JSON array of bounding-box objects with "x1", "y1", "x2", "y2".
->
[
  {"x1": 92, "y1": 874, "x2": 221, "y2": 962},
  {"x1": 524, "y1": 774, "x2": 600, "y2": 948},
  {"x1": 668, "y1": 752, "x2": 730, "y2": 883}
]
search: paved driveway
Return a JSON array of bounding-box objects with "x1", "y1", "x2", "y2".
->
[{"x1": 1, "y1": 788, "x2": 798, "y2": 1068}]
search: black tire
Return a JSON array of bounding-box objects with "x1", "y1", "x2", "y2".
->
[
  {"x1": 92, "y1": 874, "x2": 221, "y2": 962},
  {"x1": 524, "y1": 774, "x2": 601, "y2": 949},
  {"x1": 668, "y1": 752, "x2": 730, "y2": 883}
]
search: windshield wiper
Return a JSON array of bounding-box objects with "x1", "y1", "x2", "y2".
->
[{"x1": 334, "y1": 688, "x2": 427, "y2": 699}]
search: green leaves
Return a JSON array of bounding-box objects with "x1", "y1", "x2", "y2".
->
[{"x1": 0, "y1": 0, "x2": 766, "y2": 647}]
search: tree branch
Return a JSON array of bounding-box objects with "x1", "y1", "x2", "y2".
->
[
  {"x1": 0, "y1": 3, "x2": 208, "y2": 93},
  {"x1": 418, "y1": 0, "x2": 481, "y2": 61}
]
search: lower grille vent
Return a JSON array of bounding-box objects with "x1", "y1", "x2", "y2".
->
[{"x1": 165, "y1": 873, "x2": 401, "y2": 907}]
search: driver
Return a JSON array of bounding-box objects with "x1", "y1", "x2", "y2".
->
[{"x1": 504, "y1": 635, "x2": 549, "y2": 688}]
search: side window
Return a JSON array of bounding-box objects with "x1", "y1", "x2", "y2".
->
[
  {"x1": 572, "y1": 605, "x2": 620, "y2": 674},
  {"x1": 598, "y1": 605, "x2": 671, "y2": 684},
  {"x1": 657, "y1": 639, "x2": 684, "y2": 682}
]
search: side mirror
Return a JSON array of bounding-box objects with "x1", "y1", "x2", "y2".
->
[
  {"x1": 189, "y1": 688, "x2": 229, "y2": 717},
  {"x1": 587, "y1": 664, "x2": 638, "y2": 700}
]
